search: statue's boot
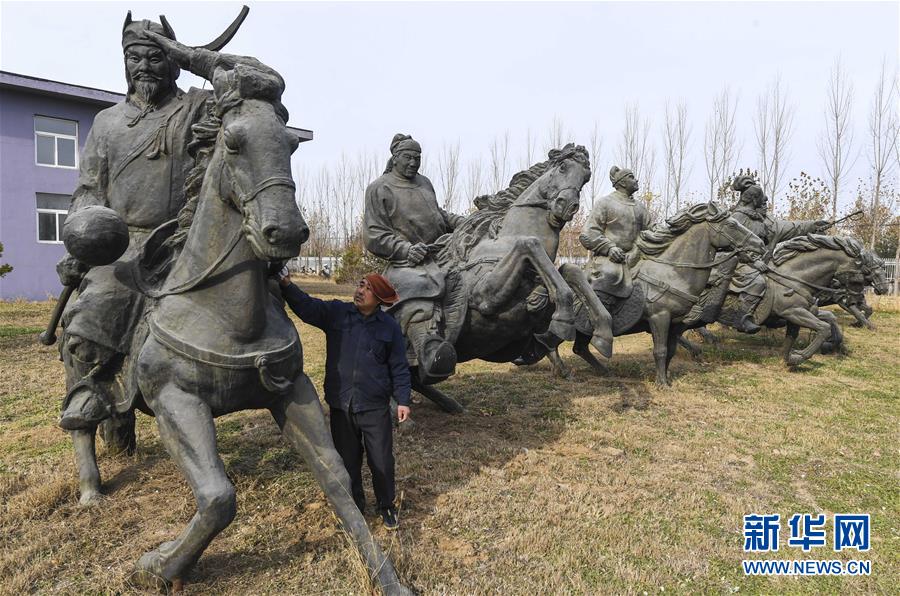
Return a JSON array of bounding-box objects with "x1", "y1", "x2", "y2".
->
[
  {"x1": 59, "y1": 335, "x2": 116, "y2": 431},
  {"x1": 60, "y1": 378, "x2": 113, "y2": 431},
  {"x1": 737, "y1": 294, "x2": 763, "y2": 334},
  {"x1": 411, "y1": 331, "x2": 456, "y2": 385}
]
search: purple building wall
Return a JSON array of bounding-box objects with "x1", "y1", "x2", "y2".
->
[
  {"x1": 0, "y1": 72, "x2": 123, "y2": 300},
  {"x1": 1, "y1": 71, "x2": 312, "y2": 301}
]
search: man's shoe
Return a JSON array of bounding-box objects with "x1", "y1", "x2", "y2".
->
[{"x1": 381, "y1": 507, "x2": 399, "y2": 531}]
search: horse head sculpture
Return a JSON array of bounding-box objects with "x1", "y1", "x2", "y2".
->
[{"x1": 210, "y1": 64, "x2": 308, "y2": 261}]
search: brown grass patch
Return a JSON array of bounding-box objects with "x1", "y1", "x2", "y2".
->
[{"x1": 1, "y1": 288, "x2": 898, "y2": 594}]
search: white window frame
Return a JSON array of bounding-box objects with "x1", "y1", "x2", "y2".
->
[
  {"x1": 34, "y1": 115, "x2": 79, "y2": 169},
  {"x1": 36, "y1": 208, "x2": 68, "y2": 244}
]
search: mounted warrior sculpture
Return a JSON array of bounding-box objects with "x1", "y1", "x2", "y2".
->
[
  {"x1": 719, "y1": 175, "x2": 832, "y2": 333},
  {"x1": 46, "y1": 10, "x2": 409, "y2": 594},
  {"x1": 526, "y1": 198, "x2": 765, "y2": 385},
  {"x1": 363, "y1": 134, "x2": 465, "y2": 386},
  {"x1": 682, "y1": 234, "x2": 889, "y2": 364},
  {"x1": 365, "y1": 141, "x2": 614, "y2": 411},
  {"x1": 677, "y1": 177, "x2": 880, "y2": 362},
  {"x1": 581, "y1": 166, "x2": 654, "y2": 312}
]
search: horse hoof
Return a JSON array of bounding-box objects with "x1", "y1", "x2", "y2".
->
[
  {"x1": 384, "y1": 583, "x2": 415, "y2": 596},
  {"x1": 78, "y1": 488, "x2": 102, "y2": 506},
  {"x1": 132, "y1": 548, "x2": 175, "y2": 593},
  {"x1": 553, "y1": 368, "x2": 574, "y2": 381},
  {"x1": 786, "y1": 353, "x2": 805, "y2": 366},
  {"x1": 548, "y1": 318, "x2": 576, "y2": 342},
  {"x1": 590, "y1": 335, "x2": 613, "y2": 359}
]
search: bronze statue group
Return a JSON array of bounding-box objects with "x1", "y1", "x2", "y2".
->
[{"x1": 40, "y1": 11, "x2": 888, "y2": 593}]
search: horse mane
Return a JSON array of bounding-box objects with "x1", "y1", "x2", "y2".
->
[
  {"x1": 172, "y1": 62, "x2": 289, "y2": 241},
  {"x1": 436, "y1": 143, "x2": 590, "y2": 267},
  {"x1": 636, "y1": 202, "x2": 730, "y2": 256},
  {"x1": 772, "y1": 234, "x2": 883, "y2": 269}
]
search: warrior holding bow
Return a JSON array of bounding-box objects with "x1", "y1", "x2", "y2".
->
[{"x1": 727, "y1": 176, "x2": 830, "y2": 333}]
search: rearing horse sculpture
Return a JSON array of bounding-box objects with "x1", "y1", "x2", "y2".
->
[
  {"x1": 68, "y1": 65, "x2": 409, "y2": 593},
  {"x1": 411, "y1": 145, "x2": 613, "y2": 409}
]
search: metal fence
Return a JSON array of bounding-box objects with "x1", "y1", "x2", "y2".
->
[
  {"x1": 883, "y1": 259, "x2": 896, "y2": 284},
  {"x1": 287, "y1": 255, "x2": 341, "y2": 274}
]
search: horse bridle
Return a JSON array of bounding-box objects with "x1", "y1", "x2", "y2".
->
[
  {"x1": 149, "y1": 134, "x2": 296, "y2": 298},
  {"x1": 642, "y1": 218, "x2": 760, "y2": 269},
  {"x1": 509, "y1": 185, "x2": 583, "y2": 211}
]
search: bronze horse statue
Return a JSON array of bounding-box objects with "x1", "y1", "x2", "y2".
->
[
  {"x1": 539, "y1": 203, "x2": 765, "y2": 385},
  {"x1": 693, "y1": 235, "x2": 889, "y2": 364},
  {"x1": 407, "y1": 145, "x2": 614, "y2": 410},
  {"x1": 66, "y1": 65, "x2": 409, "y2": 593}
]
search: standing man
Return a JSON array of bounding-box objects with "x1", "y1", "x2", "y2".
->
[
  {"x1": 363, "y1": 133, "x2": 464, "y2": 385},
  {"x1": 580, "y1": 166, "x2": 653, "y2": 306},
  {"x1": 279, "y1": 270, "x2": 411, "y2": 530}
]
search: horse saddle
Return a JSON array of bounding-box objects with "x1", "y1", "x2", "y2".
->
[{"x1": 574, "y1": 284, "x2": 644, "y2": 337}]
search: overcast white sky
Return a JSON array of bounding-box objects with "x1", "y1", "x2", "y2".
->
[{"x1": 2, "y1": 1, "x2": 898, "y2": 211}]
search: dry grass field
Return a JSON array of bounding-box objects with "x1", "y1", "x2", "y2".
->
[{"x1": 1, "y1": 282, "x2": 898, "y2": 595}]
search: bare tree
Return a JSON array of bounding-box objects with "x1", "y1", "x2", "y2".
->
[
  {"x1": 543, "y1": 116, "x2": 566, "y2": 153},
  {"x1": 464, "y1": 159, "x2": 485, "y2": 206},
  {"x1": 350, "y1": 150, "x2": 379, "y2": 247},
  {"x1": 306, "y1": 166, "x2": 335, "y2": 270},
  {"x1": 587, "y1": 122, "x2": 604, "y2": 210},
  {"x1": 817, "y1": 58, "x2": 858, "y2": 221},
  {"x1": 436, "y1": 141, "x2": 461, "y2": 212},
  {"x1": 755, "y1": 76, "x2": 795, "y2": 211},
  {"x1": 866, "y1": 60, "x2": 899, "y2": 249},
  {"x1": 489, "y1": 131, "x2": 510, "y2": 192},
  {"x1": 662, "y1": 100, "x2": 691, "y2": 215},
  {"x1": 616, "y1": 103, "x2": 656, "y2": 185},
  {"x1": 616, "y1": 102, "x2": 657, "y2": 208},
  {"x1": 330, "y1": 152, "x2": 356, "y2": 247},
  {"x1": 704, "y1": 86, "x2": 741, "y2": 201},
  {"x1": 519, "y1": 127, "x2": 538, "y2": 169}
]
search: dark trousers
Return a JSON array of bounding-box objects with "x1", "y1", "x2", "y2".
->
[{"x1": 329, "y1": 406, "x2": 395, "y2": 512}]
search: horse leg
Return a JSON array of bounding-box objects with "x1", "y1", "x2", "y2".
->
[
  {"x1": 648, "y1": 312, "x2": 672, "y2": 387},
  {"x1": 818, "y1": 310, "x2": 846, "y2": 355},
  {"x1": 558, "y1": 264, "x2": 613, "y2": 358},
  {"x1": 695, "y1": 326, "x2": 720, "y2": 345},
  {"x1": 412, "y1": 376, "x2": 464, "y2": 413},
  {"x1": 133, "y1": 384, "x2": 235, "y2": 590},
  {"x1": 270, "y1": 375, "x2": 409, "y2": 596},
  {"x1": 782, "y1": 322, "x2": 799, "y2": 363},
  {"x1": 665, "y1": 325, "x2": 683, "y2": 377},
  {"x1": 677, "y1": 336, "x2": 703, "y2": 361},
  {"x1": 572, "y1": 330, "x2": 608, "y2": 374},
  {"x1": 778, "y1": 305, "x2": 831, "y2": 367},
  {"x1": 547, "y1": 347, "x2": 572, "y2": 379},
  {"x1": 72, "y1": 428, "x2": 102, "y2": 505},
  {"x1": 471, "y1": 238, "x2": 575, "y2": 343},
  {"x1": 98, "y1": 410, "x2": 136, "y2": 456}
]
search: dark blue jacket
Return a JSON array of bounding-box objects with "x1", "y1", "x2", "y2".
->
[{"x1": 281, "y1": 283, "x2": 412, "y2": 412}]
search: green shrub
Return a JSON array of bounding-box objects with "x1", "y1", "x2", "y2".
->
[
  {"x1": 335, "y1": 244, "x2": 387, "y2": 284},
  {"x1": 0, "y1": 242, "x2": 12, "y2": 278}
]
